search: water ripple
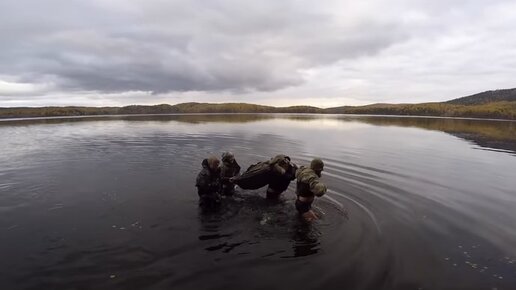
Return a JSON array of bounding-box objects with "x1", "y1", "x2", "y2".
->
[{"x1": 1, "y1": 115, "x2": 515, "y2": 290}]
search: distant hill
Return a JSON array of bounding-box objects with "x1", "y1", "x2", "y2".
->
[
  {"x1": 446, "y1": 88, "x2": 516, "y2": 105},
  {"x1": 325, "y1": 101, "x2": 516, "y2": 120},
  {"x1": 119, "y1": 104, "x2": 180, "y2": 114},
  {"x1": 172, "y1": 102, "x2": 275, "y2": 113},
  {"x1": 276, "y1": 106, "x2": 322, "y2": 113},
  {"x1": 1, "y1": 88, "x2": 516, "y2": 120}
]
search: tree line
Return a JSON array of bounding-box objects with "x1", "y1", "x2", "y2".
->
[{"x1": 1, "y1": 101, "x2": 515, "y2": 120}]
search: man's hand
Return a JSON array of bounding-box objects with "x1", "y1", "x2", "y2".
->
[{"x1": 302, "y1": 210, "x2": 318, "y2": 222}]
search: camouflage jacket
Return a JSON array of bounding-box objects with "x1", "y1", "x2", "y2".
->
[
  {"x1": 295, "y1": 166, "x2": 327, "y2": 198},
  {"x1": 221, "y1": 160, "x2": 241, "y2": 180},
  {"x1": 196, "y1": 159, "x2": 221, "y2": 196},
  {"x1": 270, "y1": 154, "x2": 297, "y2": 179}
]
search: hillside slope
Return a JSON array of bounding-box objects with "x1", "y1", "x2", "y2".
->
[
  {"x1": 446, "y1": 88, "x2": 516, "y2": 105},
  {"x1": 1, "y1": 88, "x2": 516, "y2": 120}
]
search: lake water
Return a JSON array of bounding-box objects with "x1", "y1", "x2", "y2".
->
[{"x1": 1, "y1": 114, "x2": 515, "y2": 290}]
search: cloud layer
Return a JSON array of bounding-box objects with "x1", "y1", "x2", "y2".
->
[{"x1": 1, "y1": 0, "x2": 515, "y2": 106}]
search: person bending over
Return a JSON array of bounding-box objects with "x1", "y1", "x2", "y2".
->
[
  {"x1": 295, "y1": 158, "x2": 327, "y2": 222},
  {"x1": 266, "y1": 155, "x2": 297, "y2": 199}
]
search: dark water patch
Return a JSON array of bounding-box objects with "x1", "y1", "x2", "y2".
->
[{"x1": 1, "y1": 114, "x2": 515, "y2": 290}]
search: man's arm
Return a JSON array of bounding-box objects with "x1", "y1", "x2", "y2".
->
[{"x1": 308, "y1": 176, "x2": 327, "y2": 197}]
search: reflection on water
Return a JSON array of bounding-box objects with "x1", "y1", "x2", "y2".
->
[
  {"x1": 0, "y1": 114, "x2": 515, "y2": 290},
  {"x1": 291, "y1": 222, "x2": 321, "y2": 258},
  {"x1": 2, "y1": 113, "x2": 514, "y2": 153},
  {"x1": 351, "y1": 116, "x2": 516, "y2": 153}
]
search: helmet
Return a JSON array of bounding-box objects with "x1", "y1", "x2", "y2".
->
[
  {"x1": 310, "y1": 158, "x2": 324, "y2": 171},
  {"x1": 221, "y1": 152, "x2": 235, "y2": 163}
]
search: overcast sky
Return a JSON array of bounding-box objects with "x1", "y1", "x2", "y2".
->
[{"x1": 1, "y1": 0, "x2": 515, "y2": 107}]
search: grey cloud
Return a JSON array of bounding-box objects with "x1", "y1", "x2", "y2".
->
[
  {"x1": 0, "y1": 0, "x2": 406, "y2": 96},
  {"x1": 1, "y1": 0, "x2": 515, "y2": 106}
]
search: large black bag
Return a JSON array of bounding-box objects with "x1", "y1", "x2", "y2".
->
[
  {"x1": 233, "y1": 155, "x2": 296, "y2": 190},
  {"x1": 232, "y1": 161, "x2": 273, "y2": 189}
]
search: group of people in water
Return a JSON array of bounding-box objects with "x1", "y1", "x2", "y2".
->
[{"x1": 195, "y1": 153, "x2": 327, "y2": 222}]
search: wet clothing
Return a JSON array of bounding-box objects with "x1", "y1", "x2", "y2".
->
[
  {"x1": 266, "y1": 159, "x2": 297, "y2": 199},
  {"x1": 196, "y1": 159, "x2": 221, "y2": 207},
  {"x1": 266, "y1": 155, "x2": 297, "y2": 199},
  {"x1": 220, "y1": 159, "x2": 241, "y2": 196},
  {"x1": 295, "y1": 166, "x2": 327, "y2": 213},
  {"x1": 295, "y1": 198, "x2": 312, "y2": 213},
  {"x1": 265, "y1": 187, "x2": 283, "y2": 199},
  {"x1": 269, "y1": 154, "x2": 294, "y2": 176}
]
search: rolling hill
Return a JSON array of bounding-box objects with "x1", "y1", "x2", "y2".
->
[
  {"x1": 446, "y1": 88, "x2": 516, "y2": 105},
  {"x1": 1, "y1": 88, "x2": 515, "y2": 120}
]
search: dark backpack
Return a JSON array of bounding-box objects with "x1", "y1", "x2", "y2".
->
[
  {"x1": 233, "y1": 155, "x2": 295, "y2": 190},
  {"x1": 232, "y1": 161, "x2": 273, "y2": 189}
]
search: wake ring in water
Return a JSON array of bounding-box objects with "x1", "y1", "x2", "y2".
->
[{"x1": 326, "y1": 189, "x2": 382, "y2": 235}]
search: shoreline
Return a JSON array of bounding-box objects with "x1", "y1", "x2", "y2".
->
[{"x1": 1, "y1": 112, "x2": 515, "y2": 123}]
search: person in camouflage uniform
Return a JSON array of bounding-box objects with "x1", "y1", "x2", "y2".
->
[
  {"x1": 266, "y1": 154, "x2": 297, "y2": 199},
  {"x1": 220, "y1": 152, "x2": 241, "y2": 196},
  {"x1": 196, "y1": 156, "x2": 222, "y2": 209},
  {"x1": 295, "y1": 158, "x2": 327, "y2": 221}
]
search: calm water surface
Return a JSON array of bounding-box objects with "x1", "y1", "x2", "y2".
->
[{"x1": 1, "y1": 114, "x2": 515, "y2": 290}]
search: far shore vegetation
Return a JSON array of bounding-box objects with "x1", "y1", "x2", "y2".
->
[{"x1": 1, "y1": 88, "x2": 515, "y2": 120}]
